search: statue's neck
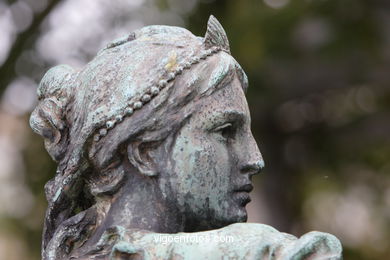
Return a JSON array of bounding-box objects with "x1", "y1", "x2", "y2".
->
[
  {"x1": 88, "y1": 171, "x2": 185, "y2": 246},
  {"x1": 109, "y1": 174, "x2": 185, "y2": 232}
]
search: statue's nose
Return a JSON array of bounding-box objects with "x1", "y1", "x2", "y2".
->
[
  {"x1": 239, "y1": 133, "x2": 264, "y2": 176},
  {"x1": 240, "y1": 157, "x2": 264, "y2": 176}
]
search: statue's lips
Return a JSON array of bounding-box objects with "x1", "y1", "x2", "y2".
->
[
  {"x1": 233, "y1": 183, "x2": 253, "y2": 193},
  {"x1": 233, "y1": 184, "x2": 253, "y2": 206}
]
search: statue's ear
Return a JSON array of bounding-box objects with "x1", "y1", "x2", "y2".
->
[
  {"x1": 204, "y1": 15, "x2": 230, "y2": 53},
  {"x1": 127, "y1": 142, "x2": 159, "y2": 177}
]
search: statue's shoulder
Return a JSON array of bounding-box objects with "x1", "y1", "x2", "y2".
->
[{"x1": 70, "y1": 224, "x2": 342, "y2": 260}]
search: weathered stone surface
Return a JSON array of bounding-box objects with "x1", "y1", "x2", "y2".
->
[{"x1": 30, "y1": 15, "x2": 342, "y2": 260}]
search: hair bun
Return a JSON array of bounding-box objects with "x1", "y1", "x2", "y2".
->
[{"x1": 30, "y1": 64, "x2": 75, "y2": 161}]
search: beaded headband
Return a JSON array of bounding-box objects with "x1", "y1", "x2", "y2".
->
[{"x1": 93, "y1": 15, "x2": 230, "y2": 142}]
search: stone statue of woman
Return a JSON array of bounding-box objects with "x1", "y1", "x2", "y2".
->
[{"x1": 30, "y1": 16, "x2": 342, "y2": 260}]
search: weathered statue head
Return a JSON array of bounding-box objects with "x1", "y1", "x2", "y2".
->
[{"x1": 30, "y1": 16, "x2": 264, "y2": 258}]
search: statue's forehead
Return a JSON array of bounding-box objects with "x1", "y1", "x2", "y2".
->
[
  {"x1": 192, "y1": 75, "x2": 250, "y2": 129},
  {"x1": 207, "y1": 76, "x2": 249, "y2": 114}
]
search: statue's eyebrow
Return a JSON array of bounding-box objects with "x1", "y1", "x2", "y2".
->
[
  {"x1": 224, "y1": 110, "x2": 246, "y2": 120},
  {"x1": 209, "y1": 110, "x2": 247, "y2": 126}
]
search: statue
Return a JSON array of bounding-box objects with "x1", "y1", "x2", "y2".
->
[{"x1": 30, "y1": 16, "x2": 342, "y2": 259}]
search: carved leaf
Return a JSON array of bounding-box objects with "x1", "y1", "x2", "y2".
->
[{"x1": 204, "y1": 15, "x2": 230, "y2": 53}]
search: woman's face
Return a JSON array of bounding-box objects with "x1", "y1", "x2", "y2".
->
[{"x1": 161, "y1": 71, "x2": 264, "y2": 231}]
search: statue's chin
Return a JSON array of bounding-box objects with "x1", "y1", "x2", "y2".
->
[
  {"x1": 228, "y1": 193, "x2": 251, "y2": 223},
  {"x1": 233, "y1": 207, "x2": 248, "y2": 223},
  {"x1": 207, "y1": 198, "x2": 250, "y2": 229},
  {"x1": 217, "y1": 207, "x2": 249, "y2": 228},
  {"x1": 184, "y1": 199, "x2": 250, "y2": 231}
]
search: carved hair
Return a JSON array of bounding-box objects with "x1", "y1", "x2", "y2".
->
[{"x1": 30, "y1": 16, "x2": 248, "y2": 259}]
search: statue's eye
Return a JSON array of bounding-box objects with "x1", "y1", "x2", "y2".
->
[{"x1": 214, "y1": 123, "x2": 235, "y2": 141}]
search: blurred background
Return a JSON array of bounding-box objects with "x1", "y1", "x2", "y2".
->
[{"x1": 0, "y1": 0, "x2": 389, "y2": 259}]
